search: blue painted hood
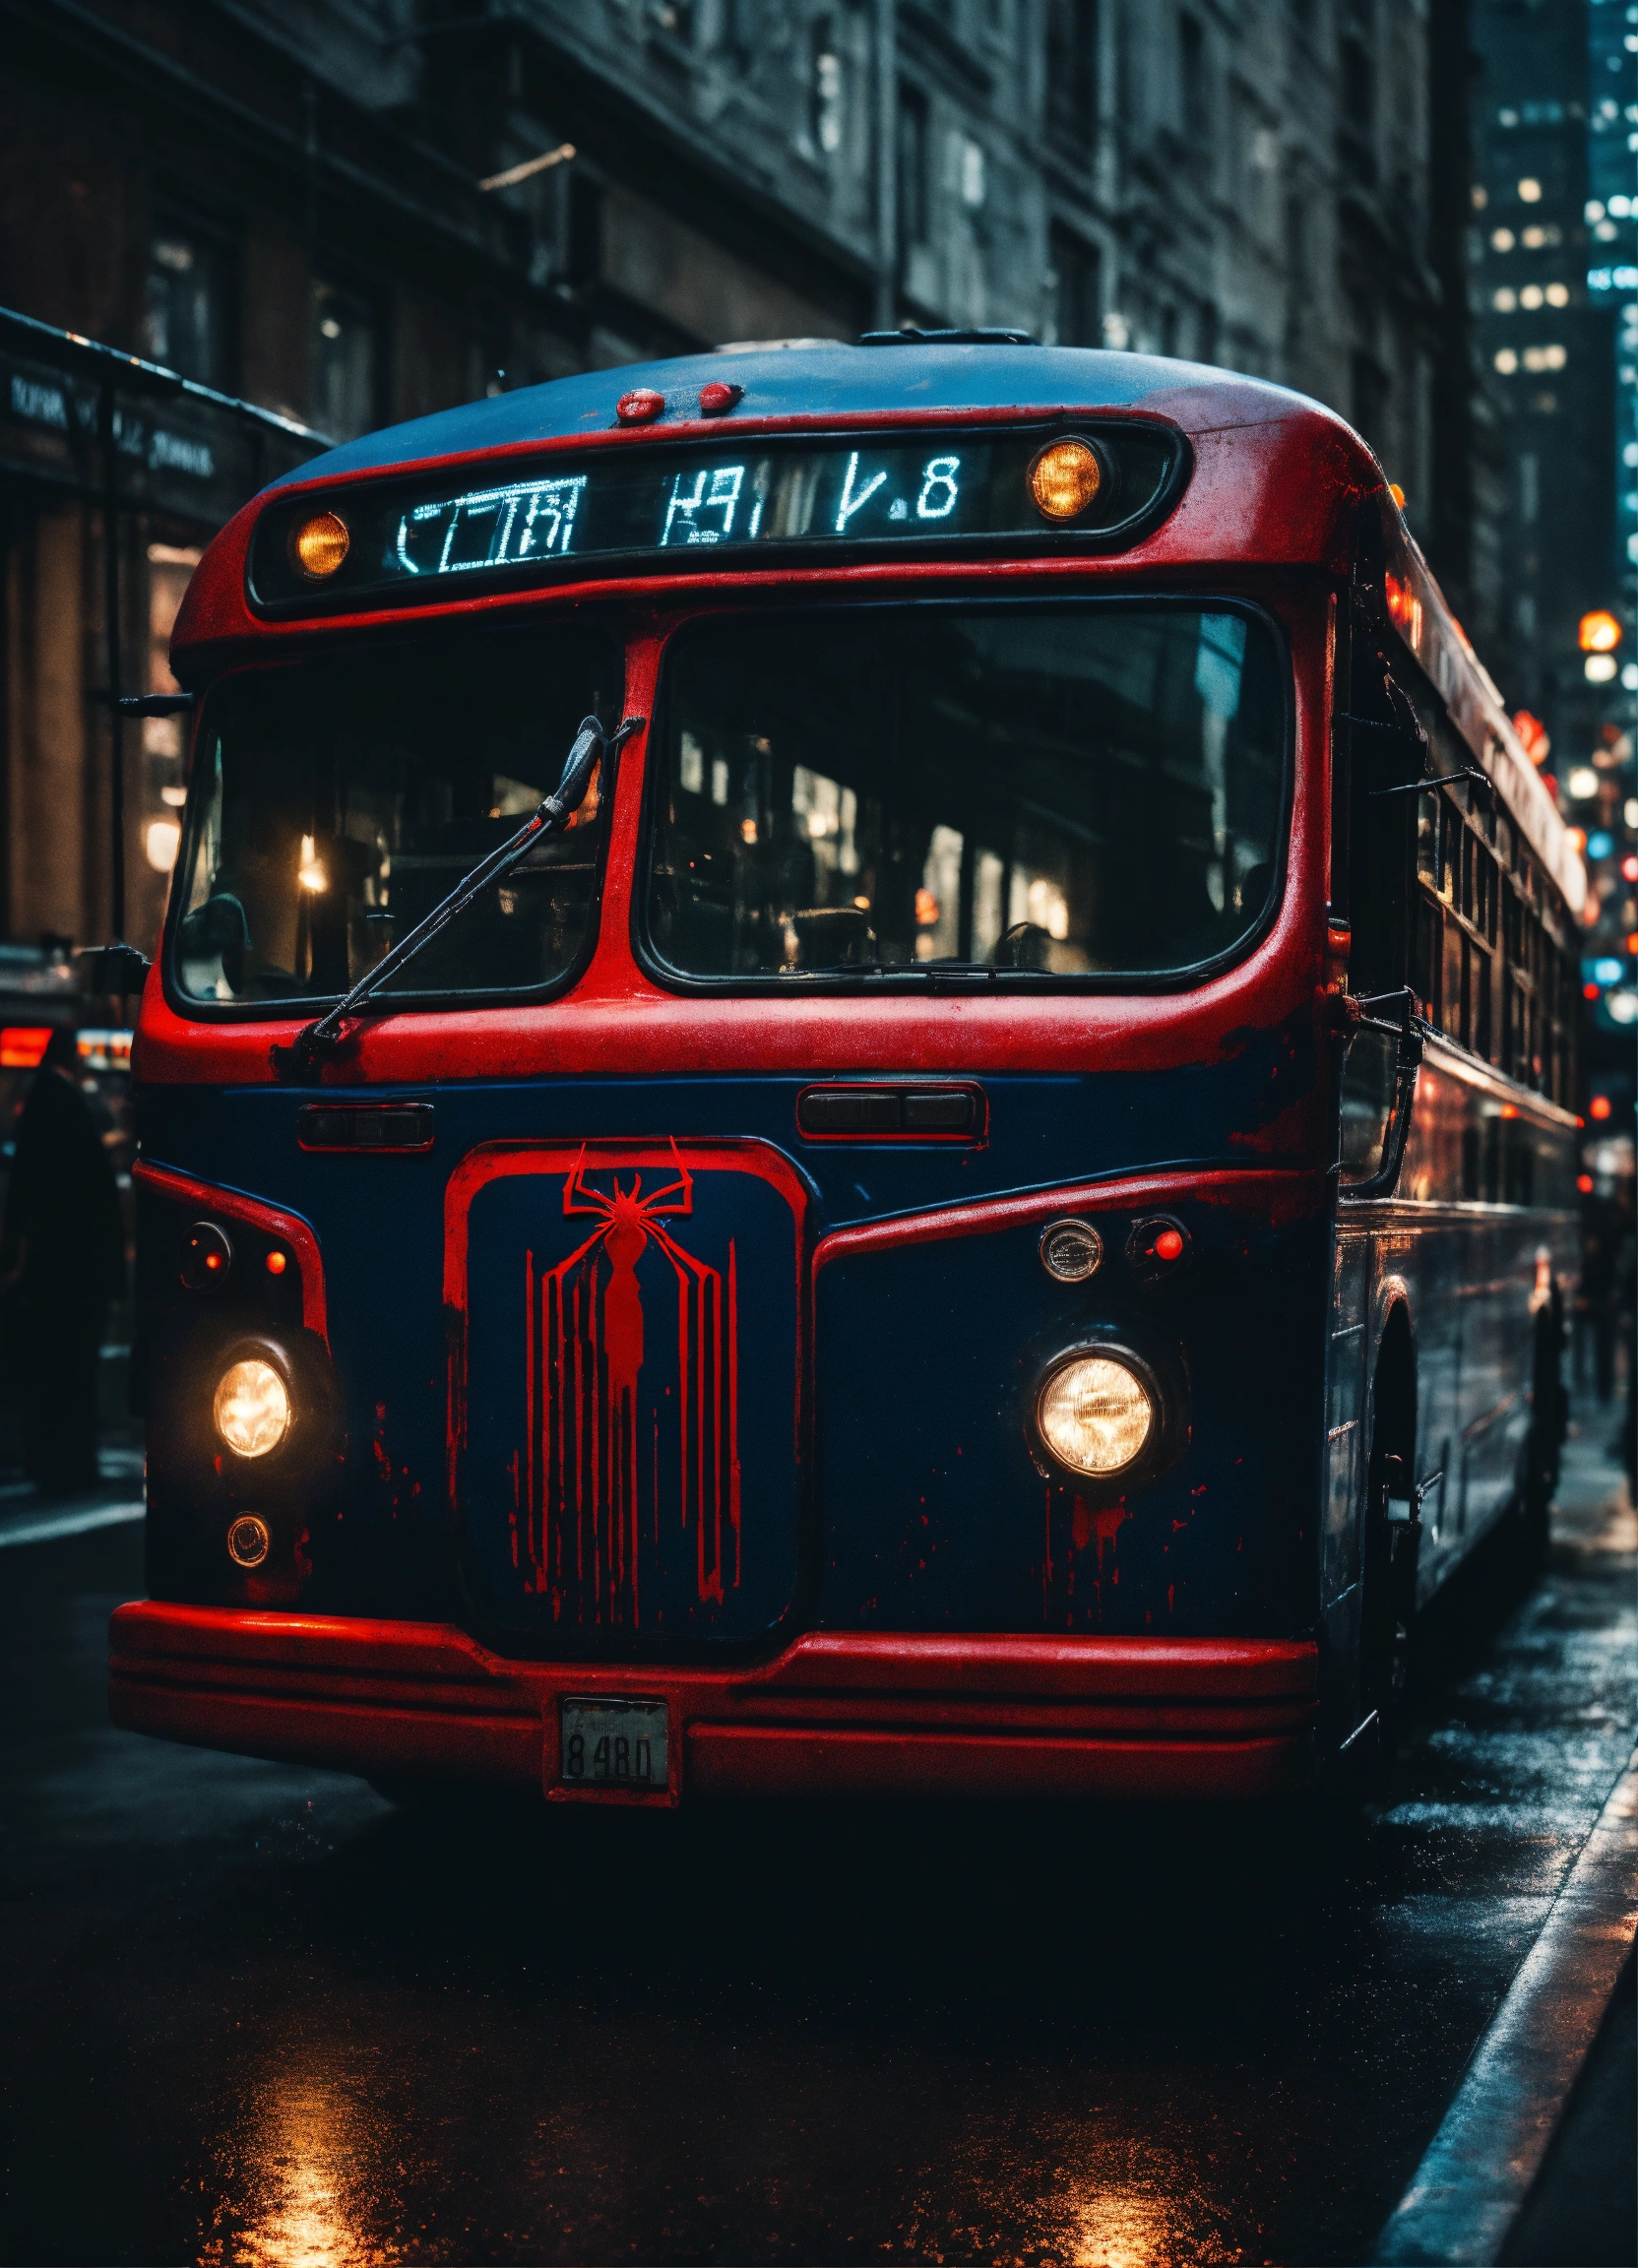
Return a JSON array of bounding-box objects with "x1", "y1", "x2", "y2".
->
[{"x1": 268, "y1": 344, "x2": 1324, "y2": 491}]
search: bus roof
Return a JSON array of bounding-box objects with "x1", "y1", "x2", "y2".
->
[{"x1": 267, "y1": 341, "x2": 1316, "y2": 490}]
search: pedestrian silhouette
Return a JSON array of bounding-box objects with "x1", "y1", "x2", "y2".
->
[{"x1": 0, "y1": 1028, "x2": 126, "y2": 1496}]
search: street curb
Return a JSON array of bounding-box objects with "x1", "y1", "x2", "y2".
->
[
  {"x1": 0, "y1": 1500, "x2": 145, "y2": 1549},
  {"x1": 1374, "y1": 1741, "x2": 1638, "y2": 2265}
]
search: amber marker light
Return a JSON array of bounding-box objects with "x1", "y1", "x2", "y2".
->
[
  {"x1": 289, "y1": 509, "x2": 350, "y2": 580},
  {"x1": 214, "y1": 1357, "x2": 290, "y2": 1458},
  {"x1": 1579, "y1": 610, "x2": 1622, "y2": 654},
  {"x1": 265, "y1": 1249, "x2": 288, "y2": 1275},
  {"x1": 1029, "y1": 437, "x2": 1103, "y2": 521},
  {"x1": 1037, "y1": 1354, "x2": 1153, "y2": 1477}
]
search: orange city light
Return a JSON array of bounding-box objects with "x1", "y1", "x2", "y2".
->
[
  {"x1": 1590, "y1": 1095, "x2": 1613, "y2": 1120},
  {"x1": 0, "y1": 1026, "x2": 52, "y2": 1068},
  {"x1": 1512, "y1": 710, "x2": 1549, "y2": 764},
  {"x1": 289, "y1": 510, "x2": 350, "y2": 580},
  {"x1": 1578, "y1": 609, "x2": 1622, "y2": 655}
]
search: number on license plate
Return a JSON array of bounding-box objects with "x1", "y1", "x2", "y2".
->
[{"x1": 559, "y1": 1698, "x2": 668, "y2": 1791}]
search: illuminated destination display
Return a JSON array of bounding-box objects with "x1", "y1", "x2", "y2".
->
[{"x1": 250, "y1": 424, "x2": 1182, "y2": 608}]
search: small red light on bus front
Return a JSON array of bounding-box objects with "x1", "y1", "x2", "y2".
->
[
  {"x1": 1155, "y1": 1228, "x2": 1184, "y2": 1262},
  {"x1": 698, "y1": 382, "x2": 743, "y2": 416},
  {"x1": 615, "y1": 390, "x2": 665, "y2": 425},
  {"x1": 266, "y1": 1250, "x2": 287, "y2": 1275}
]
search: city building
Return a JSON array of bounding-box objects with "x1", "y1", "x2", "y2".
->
[
  {"x1": 1470, "y1": 0, "x2": 1637, "y2": 1090},
  {"x1": 1, "y1": 0, "x2": 1496, "y2": 962}
]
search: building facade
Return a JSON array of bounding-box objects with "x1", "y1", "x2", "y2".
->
[
  {"x1": 2, "y1": 0, "x2": 1487, "y2": 962},
  {"x1": 1469, "y1": 0, "x2": 1636, "y2": 1078}
]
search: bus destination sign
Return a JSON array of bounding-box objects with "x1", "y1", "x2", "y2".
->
[{"x1": 249, "y1": 423, "x2": 1182, "y2": 609}]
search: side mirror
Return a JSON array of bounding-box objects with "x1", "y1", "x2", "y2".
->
[
  {"x1": 78, "y1": 942, "x2": 153, "y2": 995},
  {"x1": 1339, "y1": 990, "x2": 1424, "y2": 1200}
]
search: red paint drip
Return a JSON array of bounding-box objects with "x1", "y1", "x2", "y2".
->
[{"x1": 528, "y1": 1149, "x2": 741, "y2": 1628}]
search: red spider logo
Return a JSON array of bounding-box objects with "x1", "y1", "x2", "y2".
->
[{"x1": 524, "y1": 1145, "x2": 740, "y2": 1628}]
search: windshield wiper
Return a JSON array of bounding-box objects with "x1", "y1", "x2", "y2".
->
[{"x1": 273, "y1": 712, "x2": 644, "y2": 1077}]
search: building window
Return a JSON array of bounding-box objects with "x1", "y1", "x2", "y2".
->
[
  {"x1": 898, "y1": 84, "x2": 930, "y2": 252},
  {"x1": 141, "y1": 218, "x2": 232, "y2": 390},
  {"x1": 1179, "y1": 14, "x2": 1209, "y2": 146},
  {"x1": 312, "y1": 282, "x2": 379, "y2": 444},
  {"x1": 811, "y1": 19, "x2": 844, "y2": 156},
  {"x1": 1045, "y1": 0, "x2": 1099, "y2": 151},
  {"x1": 1049, "y1": 226, "x2": 1101, "y2": 346},
  {"x1": 1339, "y1": 4, "x2": 1375, "y2": 183}
]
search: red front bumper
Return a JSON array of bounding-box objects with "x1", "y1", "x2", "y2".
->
[{"x1": 109, "y1": 1604, "x2": 1318, "y2": 1800}]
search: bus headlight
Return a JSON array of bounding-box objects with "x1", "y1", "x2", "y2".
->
[
  {"x1": 1037, "y1": 1353, "x2": 1153, "y2": 1476},
  {"x1": 214, "y1": 1357, "x2": 290, "y2": 1458}
]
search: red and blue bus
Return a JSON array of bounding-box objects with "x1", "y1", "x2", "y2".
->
[{"x1": 108, "y1": 337, "x2": 1583, "y2": 1800}]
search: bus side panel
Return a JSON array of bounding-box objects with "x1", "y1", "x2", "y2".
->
[{"x1": 1330, "y1": 1051, "x2": 1578, "y2": 1622}]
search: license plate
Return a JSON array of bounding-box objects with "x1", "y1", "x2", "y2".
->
[{"x1": 559, "y1": 1697, "x2": 668, "y2": 1792}]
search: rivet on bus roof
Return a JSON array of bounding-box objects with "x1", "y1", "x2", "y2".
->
[
  {"x1": 698, "y1": 382, "x2": 743, "y2": 416},
  {"x1": 615, "y1": 389, "x2": 665, "y2": 425}
]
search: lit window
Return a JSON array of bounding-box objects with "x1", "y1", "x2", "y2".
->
[
  {"x1": 1521, "y1": 224, "x2": 1547, "y2": 248},
  {"x1": 141, "y1": 217, "x2": 231, "y2": 389},
  {"x1": 1492, "y1": 287, "x2": 1517, "y2": 311},
  {"x1": 1545, "y1": 282, "x2": 1569, "y2": 307},
  {"x1": 1490, "y1": 227, "x2": 1515, "y2": 251},
  {"x1": 1494, "y1": 347, "x2": 1519, "y2": 373},
  {"x1": 1517, "y1": 176, "x2": 1542, "y2": 202},
  {"x1": 811, "y1": 27, "x2": 844, "y2": 156},
  {"x1": 312, "y1": 282, "x2": 379, "y2": 442},
  {"x1": 1520, "y1": 284, "x2": 1544, "y2": 309},
  {"x1": 1587, "y1": 200, "x2": 1607, "y2": 222}
]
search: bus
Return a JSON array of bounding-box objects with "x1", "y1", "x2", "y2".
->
[{"x1": 108, "y1": 338, "x2": 1582, "y2": 1801}]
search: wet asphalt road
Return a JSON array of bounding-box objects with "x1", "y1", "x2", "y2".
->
[{"x1": 2, "y1": 1423, "x2": 1633, "y2": 2268}]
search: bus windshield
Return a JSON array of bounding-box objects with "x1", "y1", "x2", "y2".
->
[
  {"x1": 172, "y1": 623, "x2": 624, "y2": 1009},
  {"x1": 644, "y1": 602, "x2": 1287, "y2": 981}
]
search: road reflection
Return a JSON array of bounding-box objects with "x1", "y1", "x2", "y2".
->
[{"x1": 200, "y1": 2065, "x2": 409, "y2": 2268}]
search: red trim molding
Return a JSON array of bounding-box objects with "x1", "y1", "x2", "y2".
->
[
  {"x1": 813, "y1": 1166, "x2": 1321, "y2": 1274},
  {"x1": 134, "y1": 1160, "x2": 328, "y2": 1343}
]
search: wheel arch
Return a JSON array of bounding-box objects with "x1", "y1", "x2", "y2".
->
[{"x1": 1367, "y1": 1282, "x2": 1418, "y2": 1488}]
